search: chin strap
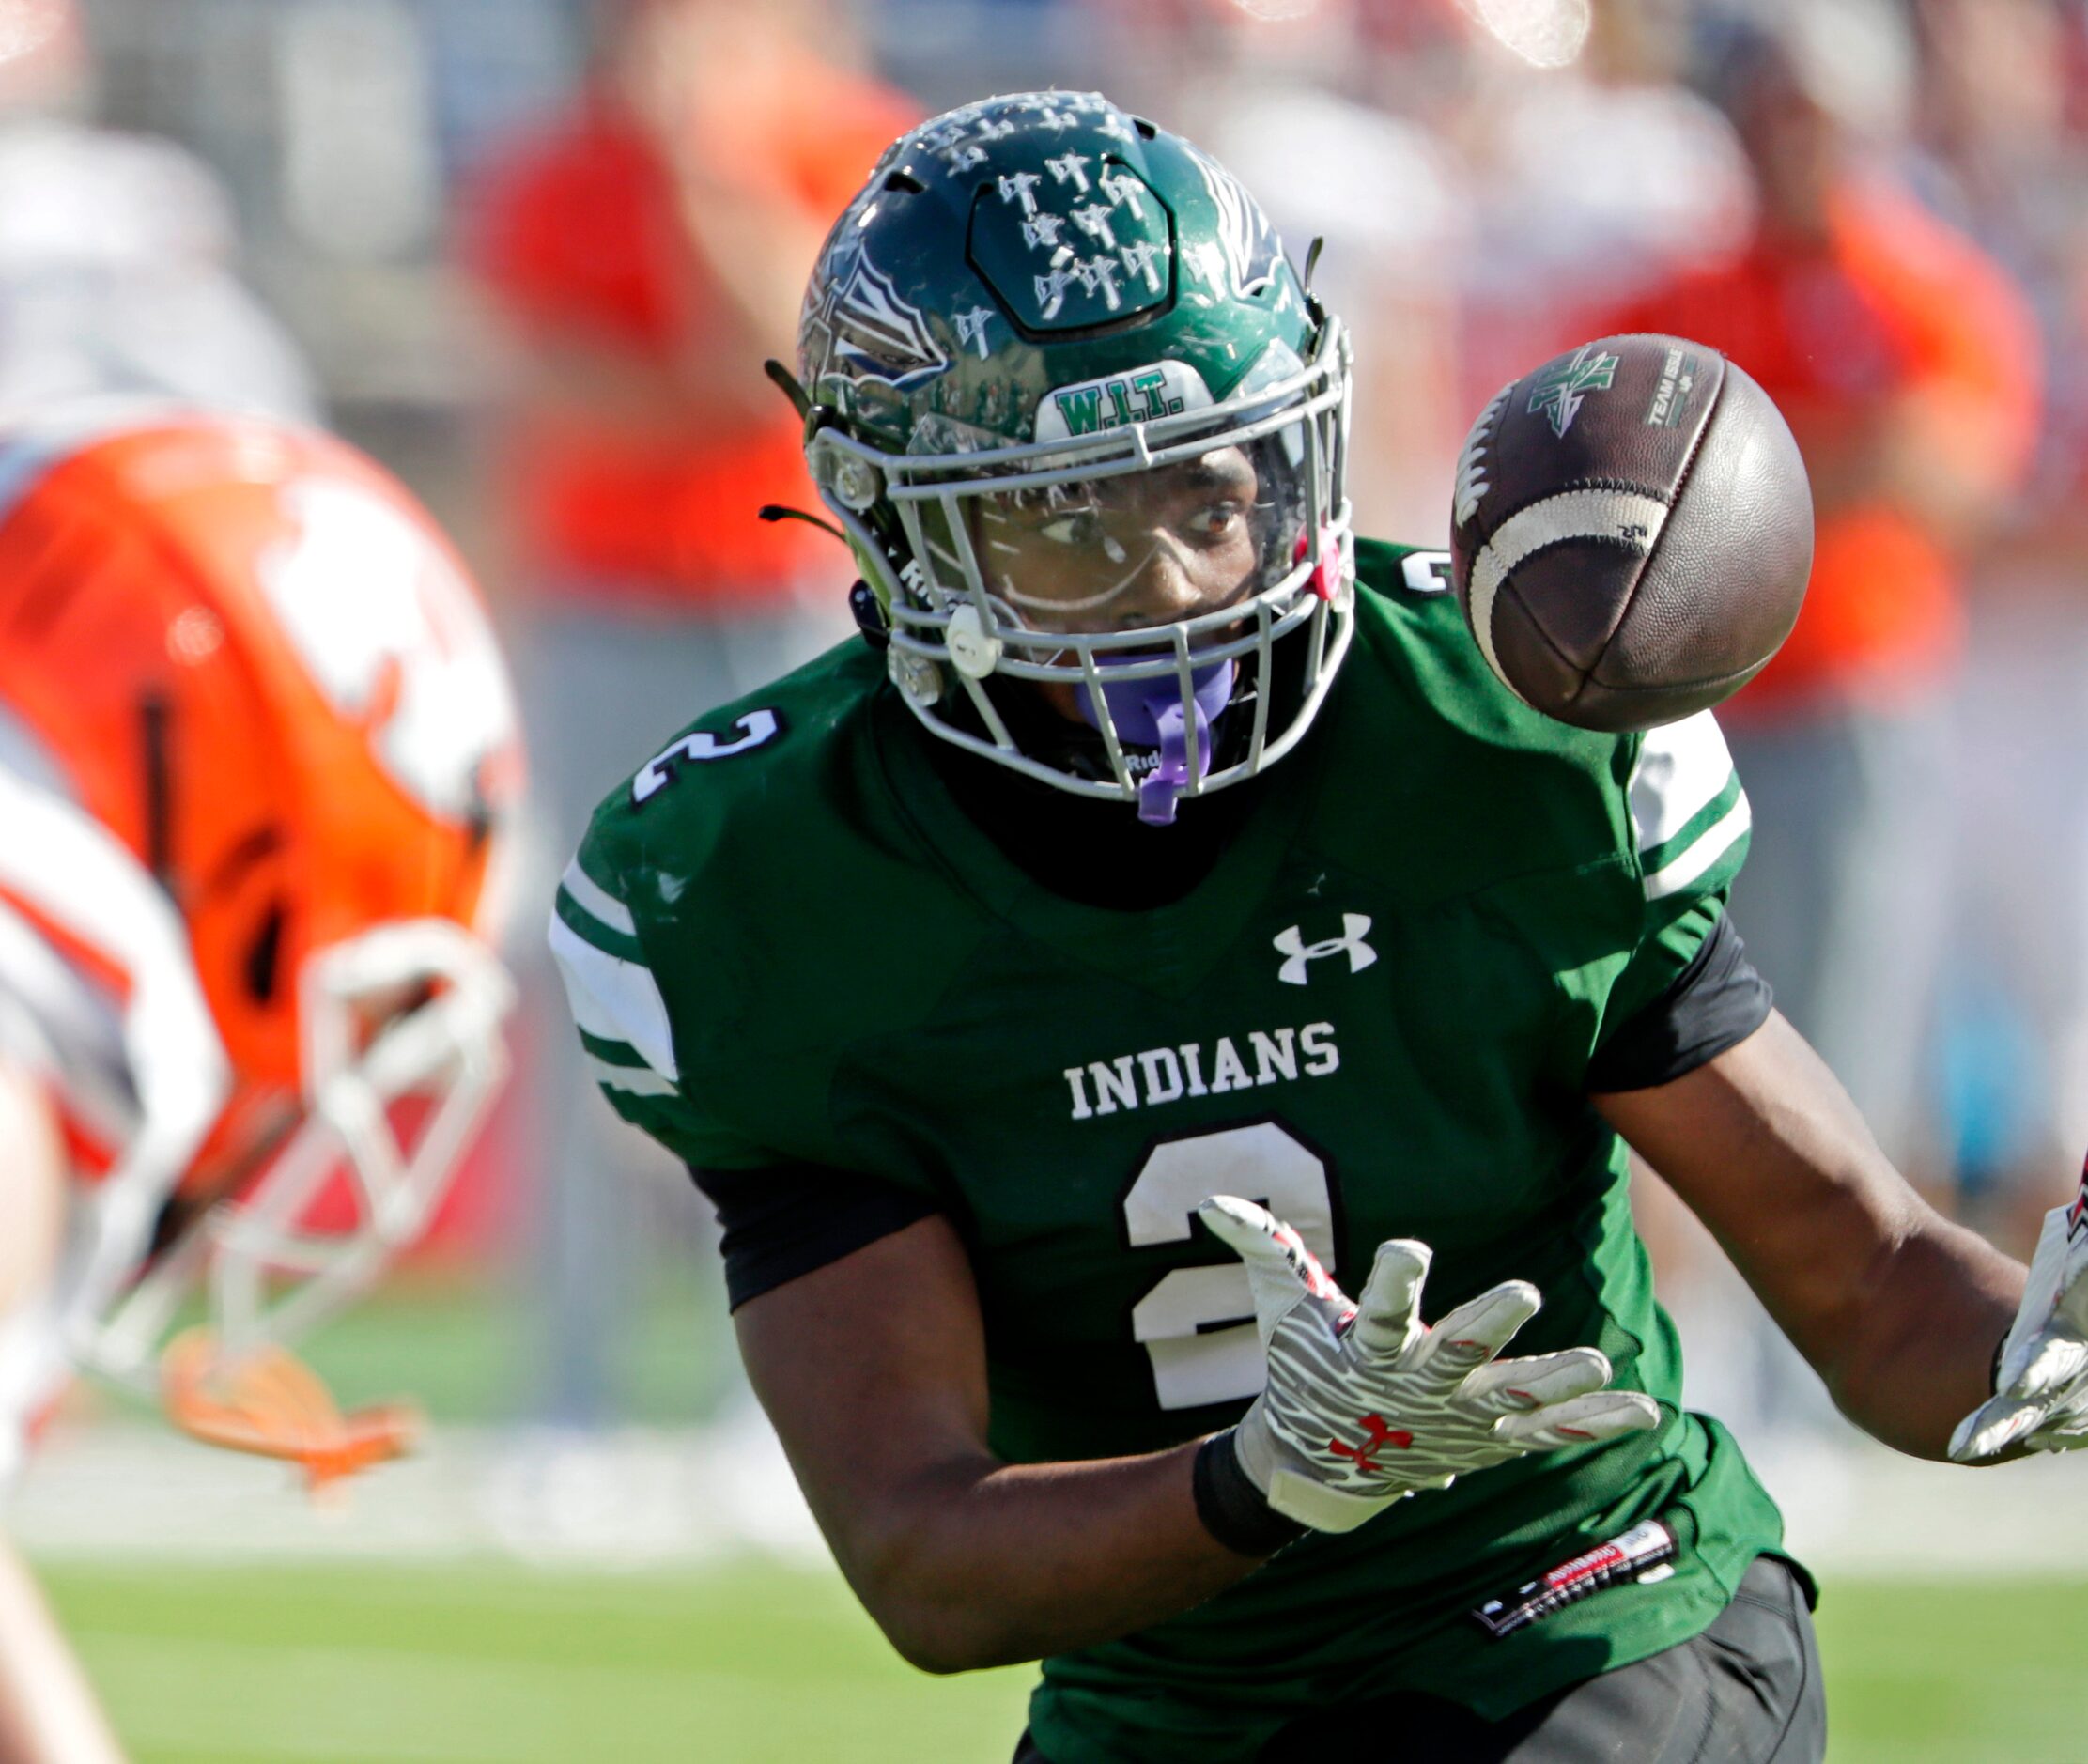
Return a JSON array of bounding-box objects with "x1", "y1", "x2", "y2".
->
[
  {"x1": 160, "y1": 1328, "x2": 420, "y2": 1501},
  {"x1": 1076, "y1": 658, "x2": 1236, "y2": 827}
]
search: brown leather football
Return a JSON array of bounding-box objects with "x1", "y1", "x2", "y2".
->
[{"x1": 1446, "y1": 333, "x2": 1813, "y2": 732}]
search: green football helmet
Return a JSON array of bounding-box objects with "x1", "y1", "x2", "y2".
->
[{"x1": 796, "y1": 91, "x2": 1354, "y2": 824}]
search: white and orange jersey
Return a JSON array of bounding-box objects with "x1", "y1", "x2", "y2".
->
[{"x1": 0, "y1": 402, "x2": 521, "y2": 1489}]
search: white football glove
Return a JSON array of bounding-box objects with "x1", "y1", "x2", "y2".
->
[
  {"x1": 1199, "y1": 1195, "x2": 1663, "y2": 1533},
  {"x1": 1950, "y1": 1171, "x2": 2088, "y2": 1462}
]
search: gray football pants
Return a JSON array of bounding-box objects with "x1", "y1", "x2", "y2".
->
[{"x1": 1013, "y1": 1556, "x2": 1823, "y2": 1764}]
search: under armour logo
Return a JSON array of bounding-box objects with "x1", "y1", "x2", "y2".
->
[
  {"x1": 1329, "y1": 1413, "x2": 1412, "y2": 1473},
  {"x1": 2069, "y1": 1152, "x2": 2088, "y2": 1240},
  {"x1": 1274, "y1": 914, "x2": 1377, "y2": 986}
]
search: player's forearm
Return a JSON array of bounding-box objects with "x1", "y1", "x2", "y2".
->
[
  {"x1": 1598, "y1": 1014, "x2": 2024, "y2": 1459},
  {"x1": 1824, "y1": 1211, "x2": 2022, "y2": 1460},
  {"x1": 823, "y1": 1439, "x2": 1260, "y2": 1674}
]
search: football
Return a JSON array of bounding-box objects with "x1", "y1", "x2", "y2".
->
[{"x1": 1447, "y1": 333, "x2": 1812, "y2": 732}]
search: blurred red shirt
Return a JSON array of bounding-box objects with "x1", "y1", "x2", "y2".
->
[
  {"x1": 466, "y1": 60, "x2": 915, "y2": 609},
  {"x1": 1606, "y1": 179, "x2": 2039, "y2": 714}
]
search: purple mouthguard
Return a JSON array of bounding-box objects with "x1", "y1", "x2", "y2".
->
[{"x1": 1075, "y1": 657, "x2": 1236, "y2": 827}]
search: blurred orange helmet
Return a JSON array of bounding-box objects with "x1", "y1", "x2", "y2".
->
[{"x1": 0, "y1": 401, "x2": 521, "y2": 1386}]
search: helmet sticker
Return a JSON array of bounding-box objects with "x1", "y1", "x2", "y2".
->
[
  {"x1": 1035, "y1": 361, "x2": 1214, "y2": 443},
  {"x1": 1184, "y1": 143, "x2": 1283, "y2": 298},
  {"x1": 970, "y1": 156, "x2": 1171, "y2": 332},
  {"x1": 813, "y1": 244, "x2": 947, "y2": 388},
  {"x1": 256, "y1": 479, "x2": 517, "y2": 822},
  {"x1": 953, "y1": 306, "x2": 998, "y2": 359}
]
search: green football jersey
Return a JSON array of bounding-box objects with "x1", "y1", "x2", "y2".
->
[{"x1": 550, "y1": 540, "x2": 1789, "y2": 1763}]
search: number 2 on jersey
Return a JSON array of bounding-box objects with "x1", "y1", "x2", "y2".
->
[{"x1": 1122, "y1": 1122, "x2": 1336, "y2": 1409}]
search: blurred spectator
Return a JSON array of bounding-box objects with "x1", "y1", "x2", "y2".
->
[
  {"x1": 1448, "y1": 0, "x2": 1755, "y2": 410},
  {"x1": 1126, "y1": 0, "x2": 1469, "y2": 540},
  {"x1": 0, "y1": 0, "x2": 317, "y2": 422},
  {"x1": 460, "y1": 0, "x2": 914, "y2": 1425},
  {"x1": 1910, "y1": 0, "x2": 2088, "y2": 1241},
  {"x1": 1604, "y1": 0, "x2": 2040, "y2": 1183}
]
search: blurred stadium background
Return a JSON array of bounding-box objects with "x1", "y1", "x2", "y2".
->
[{"x1": 12, "y1": 0, "x2": 2088, "y2": 1755}]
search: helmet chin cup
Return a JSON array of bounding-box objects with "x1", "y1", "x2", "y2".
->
[{"x1": 1076, "y1": 657, "x2": 1235, "y2": 827}]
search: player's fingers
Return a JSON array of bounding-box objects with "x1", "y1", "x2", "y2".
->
[
  {"x1": 1948, "y1": 1394, "x2": 2048, "y2": 1463},
  {"x1": 1199, "y1": 1195, "x2": 1323, "y2": 1334},
  {"x1": 1350, "y1": 1237, "x2": 1431, "y2": 1359},
  {"x1": 1460, "y1": 1347, "x2": 1613, "y2": 1414},
  {"x1": 1493, "y1": 1389, "x2": 1661, "y2": 1451},
  {"x1": 2004, "y1": 1331, "x2": 2088, "y2": 1403},
  {"x1": 1408, "y1": 1279, "x2": 1540, "y2": 1379}
]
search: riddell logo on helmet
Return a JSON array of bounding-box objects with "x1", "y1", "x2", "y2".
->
[{"x1": 1036, "y1": 361, "x2": 1214, "y2": 443}]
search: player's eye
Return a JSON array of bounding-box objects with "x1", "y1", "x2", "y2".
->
[{"x1": 1182, "y1": 502, "x2": 1245, "y2": 542}]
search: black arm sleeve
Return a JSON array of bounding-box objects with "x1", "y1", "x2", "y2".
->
[
  {"x1": 688, "y1": 1162, "x2": 940, "y2": 1311},
  {"x1": 1585, "y1": 911, "x2": 1773, "y2": 1093}
]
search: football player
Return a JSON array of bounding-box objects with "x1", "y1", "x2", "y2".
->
[
  {"x1": 551, "y1": 95, "x2": 2054, "y2": 1761},
  {"x1": 0, "y1": 404, "x2": 521, "y2": 1761}
]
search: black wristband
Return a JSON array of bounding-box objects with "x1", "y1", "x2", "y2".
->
[{"x1": 1193, "y1": 1431, "x2": 1308, "y2": 1558}]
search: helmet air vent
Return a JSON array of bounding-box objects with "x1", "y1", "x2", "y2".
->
[{"x1": 242, "y1": 900, "x2": 286, "y2": 1005}]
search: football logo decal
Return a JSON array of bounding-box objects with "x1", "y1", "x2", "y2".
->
[
  {"x1": 1525, "y1": 344, "x2": 1619, "y2": 439},
  {"x1": 812, "y1": 245, "x2": 948, "y2": 388}
]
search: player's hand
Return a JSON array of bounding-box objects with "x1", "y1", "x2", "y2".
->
[
  {"x1": 1199, "y1": 1196, "x2": 1662, "y2": 1533},
  {"x1": 1951, "y1": 1163, "x2": 2088, "y2": 1462}
]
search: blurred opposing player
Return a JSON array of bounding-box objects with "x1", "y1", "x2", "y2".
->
[{"x1": 0, "y1": 404, "x2": 522, "y2": 1760}]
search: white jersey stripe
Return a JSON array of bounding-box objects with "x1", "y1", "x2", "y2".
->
[
  {"x1": 559, "y1": 860, "x2": 636, "y2": 938},
  {"x1": 0, "y1": 897, "x2": 136, "y2": 1151},
  {"x1": 547, "y1": 910, "x2": 679, "y2": 1083},
  {"x1": 584, "y1": 1054, "x2": 676, "y2": 1099},
  {"x1": 1630, "y1": 710, "x2": 1737, "y2": 856},
  {"x1": 1642, "y1": 796, "x2": 1752, "y2": 902},
  {"x1": 0, "y1": 771, "x2": 226, "y2": 1162}
]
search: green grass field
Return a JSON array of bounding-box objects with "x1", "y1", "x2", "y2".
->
[{"x1": 37, "y1": 1559, "x2": 2088, "y2": 1763}]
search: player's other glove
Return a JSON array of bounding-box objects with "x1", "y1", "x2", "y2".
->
[
  {"x1": 1198, "y1": 1196, "x2": 1662, "y2": 1535},
  {"x1": 1951, "y1": 1159, "x2": 2088, "y2": 1462}
]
